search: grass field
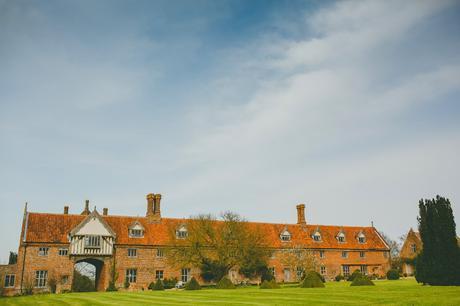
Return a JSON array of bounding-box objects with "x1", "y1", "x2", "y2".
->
[{"x1": 1, "y1": 279, "x2": 459, "y2": 305}]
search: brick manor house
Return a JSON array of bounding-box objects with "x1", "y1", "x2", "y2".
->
[{"x1": 1, "y1": 194, "x2": 390, "y2": 295}]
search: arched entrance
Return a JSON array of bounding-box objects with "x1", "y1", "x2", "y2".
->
[{"x1": 73, "y1": 258, "x2": 106, "y2": 292}]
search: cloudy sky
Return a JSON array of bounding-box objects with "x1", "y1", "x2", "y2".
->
[{"x1": 1, "y1": 0, "x2": 459, "y2": 262}]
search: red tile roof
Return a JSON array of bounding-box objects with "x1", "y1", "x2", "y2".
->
[{"x1": 23, "y1": 212, "x2": 389, "y2": 250}]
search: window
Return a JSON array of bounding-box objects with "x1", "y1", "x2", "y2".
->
[
  {"x1": 358, "y1": 235, "x2": 366, "y2": 243},
  {"x1": 342, "y1": 265, "x2": 350, "y2": 277},
  {"x1": 156, "y1": 270, "x2": 164, "y2": 280},
  {"x1": 129, "y1": 229, "x2": 144, "y2": 238},
  {"x1": 157, "y1": 249, "x2": 164, "y2": 258},
  {"x1": 296, "y1": 267, "x2": 303, "y2": 279},
  {"x1": 280, "y1": 230, "x2": 291, "y2": 242},
  {"x1": 360, "y1": 265, "x2": 367, "y2": 275},
  {"x1": 320, "y1": 266, "x2": 326, "y2": 275},
  {"x1": 268, "y1": 267, "x2": 275, "y2": 277},
  {"x1": 128, "y1": 248, "x2": 137, "y2": 258},
  {"x1": 181, "y1": 268, "x2": 191, "y2": 283},
  {"x1": 337, "y1": 232, "x2": 346, "y2": 243},
  {"x1": 35, "y1": 270, "x2": 48, "y2": 288},
  {"x1": 4, "y1": 274, "x2": 15, "y2": 288},
  {"x1": 38, "y1": 247, "x2": 49, "y2": 256},
  {"x1": 283, "y1": 268, "x2": 291, "y2": 281},
  {"x1": 359, "y1": 251, "x2": 365, "y2": 258},
  {"x1": 84, "y1": 235, "x2": 101, "y2": 248},
  {"x1": 61, "y1": 275, "x2": 69, "y2": 284},
  {"x1": 411, "y1": 244, "x2": 417, "y2": 253},
  {"x1": 126, "y1": 269, "x2": 137, "y2": 283},
  {"x1": 176, "y1": 226, "x2": 188, "y2": 239},
  {"x1": 313, "y1": 232, "x2": 321, "y2": 241},
  {"x1": 341, "y1": 251, "x2": 348, "y2": 258},
  {"x1": 59, "y1": 248, "x2": 68, "y2": 256},
  {"x1": 319, "y1": 250, "x2": 325, "y2": 258}
]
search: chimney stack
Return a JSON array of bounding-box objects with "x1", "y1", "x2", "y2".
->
[
  {"x1": 296, "y1": 204, "x2": 306, "y2": 225},
  {"x1": 146, "y1": 194, "x2": 155, "y2": 217},
  {"x1": 64, "y1": 206, "x2": 69, "y2": 215},
  {"x1": 81, "y1": 200, "x2": 90, "y2": 215},
  {"x1": 146, "y1": 193, "x2": 162, "y2": 223},
  {"x1": 103, "y1": 208, "x2": 108, "y2": 216}
]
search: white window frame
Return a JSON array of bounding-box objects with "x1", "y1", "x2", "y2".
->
[
  {"x1": 38, "y1": 247, "x2": 49, "y2": 256},
  {"x1": 156, "y1": 248, "x2": 164, "y2": 258},
  {"x1": 84, "y1": 235, "x2": 101, "y2": 249},
  {"x1": 296, "y1": 267, "x2": 303, "y2": 280},
  {"x1": 126, "y1": 269, "x2": 137, "y2": 283},
  {"x1": 129, "y1": 229, "x2": 144, "y2": 238},
  {"x1": 58, "y1": 248, "x2": 68, "y2": 256},
  {"x1": 4, "y1": 274, "x2": 15, "y2": 288},
  {"x1": 320, "y1": 266, "x2": 326, "y2": 275},
  {"x1": 35, "y1": 270, "x2": 48, "y2": 288},
  {"x1": 156, "y1": 270, "x2": 164, "y2": 280},
  {"x1": 313, "y1": 233, "x2": 321, "y2": 241},
  {"x1": 358, "y1": 235, "x2": 366, "y2": 244},
  {"x1": 360, "y1": 265, "x2": 367, "y2": 275},
  {"x1": 127, "y1": 248, "x2": 137, "y2": 258},
  {"x1": 342, "y1": 265, "x2": 350, "y2": 277},
  {"x1": 269, "y1": 267, "x2": 275, "y2": 277},
  {"x1": 337, "y1": 232, "x2": 346, "y2": 243},
  {"x1": 280, "y1": 230, "x2": 291, "y2": 242},
  {"x1": 181, "y1": 268, "x2": 191, "y2": 283},
  {"x1": 410, "y1": 244, "x2": 417, "y2": 253},
  {"x1": 176, "y1": 227, "x2": 188, "y2": 239}
]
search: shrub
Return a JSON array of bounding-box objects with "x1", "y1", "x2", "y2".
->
[
  {"x1": 314, "y1": 271, "x2": 326, "y2": 283},
  {"x1": 185, "y1": 277, "x2": 201, "y2": 290},
  {"x1": 152, "y1": 279, "x2": 165, "y2": 290},
  {"x1": 351, "y1": 275, "x2": 375, "y2": 286},
  {"x1": 300, "y1": 271, "x2": 325, "y2": 288},
  {"x1": 216, "y1": 277, "x2": 236, "y2": 289},
  {"x1": 260, "y1": 280, "x2": 280, "y2": 289},
  {"x1": 163, "y1": 277, "x2": 178, "y2": 289},
  {"x1": 48, "y1": 277, "x2": 57, "y2": 294},
  {"x1": 347, "y1": 270, "x2": 362, "y2": 282},
  {"x1": 72, "y1": 271, "x2": 95, "y2": 292},
  {"x1": 106, "y1": 281, "x2": 118, "y2": 291},
  {"x1": 387, "y1": 269, "x2": 400, "y2": 280},
  {"x1": 124, "y1": 278, "x2": 130, "y2": 289},
  {"x1": 335, "y1": 274, "x2": 344, "y2": 282}
]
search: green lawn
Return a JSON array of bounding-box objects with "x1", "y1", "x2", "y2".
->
[{"x1": 1, "y1": 279, "x2": 459, "y2": 305}]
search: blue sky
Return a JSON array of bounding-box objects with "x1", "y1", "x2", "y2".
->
[{"x1": 1, "y1": 0, "x2": 460, "y2": 262}]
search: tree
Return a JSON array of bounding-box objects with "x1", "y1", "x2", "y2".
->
[
  {"x1": 279, "y1": 245, "x2": 318, "y2": 281},
  {"x1": 379, "y1": 232, "x2": 402, "y2": 271},
  {"x1": 168, "y1": 212, "x2": 271, "y2": 282},
  {"x1": 415, "y1": 195, "x2": 460, "y2": 285},
  {"x1": 72, "y1": 270, "x2": 95, "y2": 292}
]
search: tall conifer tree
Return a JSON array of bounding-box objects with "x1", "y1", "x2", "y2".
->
[{"x1": 416, "y1": 195, "x2": 460, "y2": 285}]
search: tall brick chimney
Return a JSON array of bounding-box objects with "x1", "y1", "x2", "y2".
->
[
  {"x1": 81, "y1": 200, "x2": 90, "y2": 215},
  {"x1": 146, "y1": 193, "x2": 161, "y2": 223},
  {"x1": 296, "y1": 204, "x2": 306, "y2": 225},
  {"x1": 64, "y1": 206, "x2": 69, "y2": 215},
  {"x1": 146, "y1": 193, "x2": 155, "y2": 217},
  {"x1": 103, "y1": 208, "x2": 108, "y2": 216}
]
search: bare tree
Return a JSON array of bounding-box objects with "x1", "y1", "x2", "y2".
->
[{"x1": 279, "y1": 245, "x2": 318, "y2": 280}]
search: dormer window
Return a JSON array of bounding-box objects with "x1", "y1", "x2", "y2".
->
[
  {"x1": 128, "y1": 221, "x2": 145, "y2": 238},
  {"x1": 411, "y1": 244, "x2": 417, "y2": 253},
  {"x1": 176, "y1": 225, "x2": 188, "y2": 239},
  {"x1": 313, "y1": 231, "x2": 322, "y2": 242},
  {"x1": 337, "y1": 232, "x2": 346, "y2": 243},
  {"x1": 129, "y1": 229, "x2": 144, "y2": 238},
  {"x1": 357, "y1": 232, "x2": 366, "y2": 244},
  {"x1": 280, "y1": 229, "x2": 291, "y2": 242},
  {"x1": 84, "y1": 235, "x2": 101, "y2": 248}
]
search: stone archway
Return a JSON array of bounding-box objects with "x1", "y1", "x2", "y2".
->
[{"x1": 74, "y1": 257, "x2": 107, "y2": 291}]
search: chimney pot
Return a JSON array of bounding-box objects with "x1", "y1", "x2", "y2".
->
[
  {"x1": 64, "y1": 206, "x2": 69, "y2": 215},
  {"x1": 296, "y1": 204, "x2": 306, "y2": 225},
  {"x1": 103, "y1": 208, "x2": 108, "y2": 216},
  {"x1": 146, "y1": 193, "x2": 155, "y2": 217}
]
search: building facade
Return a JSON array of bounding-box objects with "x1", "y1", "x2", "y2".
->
[{"x1": 1, "y1": 194, "x2": 391, "y2": 295}]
